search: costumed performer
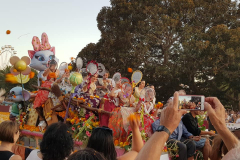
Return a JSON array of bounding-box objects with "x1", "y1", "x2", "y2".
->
[
  {"x1": 33, "y1": 58, "x2": 59, "y2": 127},
  {"x1": 96, "y1": 71, "x2": 112, "y2": 98},
  {"x1": 133, "y1": 80, "x2": 145, "y2": 102},
  {"x1": 99, "y1": 79, "x2": 121, "y2": 127},
  {"x1": 75, "y1": 71, "x2": 100, "y2": 109},
  {"x1": 108, "y1": 82, "x2": 139, "y2": 142}
]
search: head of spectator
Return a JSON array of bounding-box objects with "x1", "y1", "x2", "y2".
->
[
  {"x1": 87, "y1": 127, "x2": 117, "y2": 160},
  {"x1": 68, "y1": 148, "x2": 106, "y2": 160},
  {"x1": 40, "y1": 122, "x2": 73, "y2": 160},
  {"x1": 0, "y1": 120, "x2": 22, "y2": 160},
  {"x1": 0, "y1": 120, "x2": 19, "y2": 144}
]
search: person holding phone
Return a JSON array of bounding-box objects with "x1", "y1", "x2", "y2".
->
[{"x1": 182, "y1": 111, "x2": 215, "y2": 160}]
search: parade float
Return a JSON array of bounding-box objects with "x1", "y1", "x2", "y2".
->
[{"x1": 0, "y1": 32, "x2": 173, "y2": 159}]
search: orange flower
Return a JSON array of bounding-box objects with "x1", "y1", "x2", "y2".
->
[
  {"x1": 127, "y1": 68, "x2": 133, "y2": 73},
  {"x1": 114, "y1": 140, "x2": 119, "y2": 146},
  {"x1": 42, "y1": 104, "x2": 45, "y2": 108},
  {"x1": 49, "y1": 72, "x2": 57, "y2": 78},
  {"x1": 128, "y1": 113, "x2": 140, "y2": 122},
  {"x1": 6, "y1": 30, "x2": 11, "y2": 34},
  {"x1": 42, "y1": 81, "x2": 45, "y2": 84},
  {"x1": 13, "y1": 69, "x2": 18, "y2": 72},
  {"x1": 29, "y1": 71, "x2": 35, "y2": 79},
  {"x1": 13, "y1": 95, "x2": 16, "y2": 98}
]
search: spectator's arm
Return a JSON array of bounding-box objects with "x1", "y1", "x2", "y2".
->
[
  {"x1": 135, "y1": 132, "x2": 169, "y2": 160},
  {"x1": 117, "y1": 114, "x2": 143, "y2": 160},
  {"x1": 205, "y1": 98, "x2": 239, "y2": 151},
  {"x1": 135, "y1": 92, "x2": 187, "y2": 160}
]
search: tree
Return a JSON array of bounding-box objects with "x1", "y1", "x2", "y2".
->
[{"x1": 77, "y1": 0, "x2": 240, "y2": 108}]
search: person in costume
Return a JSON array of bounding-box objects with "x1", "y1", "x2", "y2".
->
[
  {"x1": 108, "y1": 83, "x2": 139, "y2": 143},
  {"x1": 96, "y1": 71, "x2": 112, "y2": 98},
  {"x1": 100, "y1": 80, "x2": 121, "y2": 127},
  {"x1": 33, "y1": 59, "x2": 59, "y2": 127},
  {"x1": 75, "y1": 73, "x2": 100, "y2": 109},
  {"x1": 133, "y1": 80, "x2": 145, "y2": 102}
]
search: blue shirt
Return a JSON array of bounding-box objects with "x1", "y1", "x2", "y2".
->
[{"x1": 152, "y1": 119, "x2": 192, "y2": 140}]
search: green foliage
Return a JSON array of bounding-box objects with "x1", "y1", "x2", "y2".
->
[
  {"x1": 77, "y1": 0, "x2": 240, "y2": 109},
  {"x1": 196, "y1": 112, "x2": 207, "y2": 131}
]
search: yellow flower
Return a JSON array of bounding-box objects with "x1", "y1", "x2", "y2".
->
[
  {"x1": 89, "y1": 126, "x2": 92, "y2": 130},
  {"x1": 120, "y1": 142, "x2": 123, "y2": 147}
]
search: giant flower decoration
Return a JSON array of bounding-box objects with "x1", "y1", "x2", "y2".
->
[{"x1": 10, "y1": 56, "x2": 31, "y2": 75}]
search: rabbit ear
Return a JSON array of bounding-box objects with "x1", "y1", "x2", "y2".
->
[
  {"x1": 41, "y1": 32, "x2": 51, "y2": 50},
  {"x1": 32, "y1": 36, "x2": 41, "y2": 51}
]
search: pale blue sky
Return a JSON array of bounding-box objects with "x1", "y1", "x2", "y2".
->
[{"x1": 0, "y1": 0, "x2": 110, "y2": 66}]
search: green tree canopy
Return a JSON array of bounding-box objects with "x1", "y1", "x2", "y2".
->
[{"x1": 78, "y1": 0, "x2": 240, "y2": 110}]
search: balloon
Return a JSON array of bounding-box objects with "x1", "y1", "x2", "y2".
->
[
  {"x1": 6, "y1": 30, "x2": 11, "y2": 34},
  {"x1": 69, "y1": 72, "x2": 83, "y2": 87},
  {"x1": 14, "y1": 60, "x2": 27, "y2": 71}
]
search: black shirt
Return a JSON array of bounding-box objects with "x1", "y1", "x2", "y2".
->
[
  {"x1": 182, "y1": 112, "x2": 201, "y2": 136},
  {"x1": 0, "y1": 151, "x2": 14, "y2": 160}
]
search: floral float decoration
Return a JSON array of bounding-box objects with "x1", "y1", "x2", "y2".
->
[
  {"x1": 154, "y1": 102, "x2": 163, "y2": 109},
  {"x1": 6, "y1": 30, "x2": 11, "y2": 34},
  {"x1": 10, "y1": 56, "x2": 31, "y2": 76}
]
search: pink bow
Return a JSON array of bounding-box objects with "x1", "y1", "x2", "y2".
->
[
  {"x1": 28, "y1": 32, "x2": 55, "y2": 59},
  {"x1": 139, "y1": 98, "x2": 145, "y2": 102}
]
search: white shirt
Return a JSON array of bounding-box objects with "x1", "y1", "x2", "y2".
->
[
  {"x1": 26, "y1": 150, "x2": 42, "y2": 160},
  {"x1": 236, "y1": 118, "x2": 240, "y2": 124}
]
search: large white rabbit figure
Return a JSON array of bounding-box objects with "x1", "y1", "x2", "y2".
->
[{"x1": 28, "y1": 32, "x2": 59, "y2": 86}]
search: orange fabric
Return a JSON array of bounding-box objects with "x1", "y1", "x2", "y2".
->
[
  {"x1": 108, "y1": 107, "x2": 129, "y2": 143},
  {"x1": 33, "y1": 81, "x2": 52, "y2": 109},
  {"x1": 12, "y1": 145, "x2": 25, "y2": 160}
]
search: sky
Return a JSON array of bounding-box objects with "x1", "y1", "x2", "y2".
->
[{"x1": 0, "y1": 0, "x2": 111, "y2": 68}]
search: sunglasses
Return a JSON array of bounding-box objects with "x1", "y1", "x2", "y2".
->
[{"x1": 93, "y1": 127, "x2": 113, "y2": 135}]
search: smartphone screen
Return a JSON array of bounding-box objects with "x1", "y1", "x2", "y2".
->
[{"x1": 178, "y1": 95, "x2": 205, "y2": 110}]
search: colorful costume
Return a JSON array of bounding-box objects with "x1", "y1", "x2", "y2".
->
[
  {"x1": 108, "y1": 95, "x2": 136, "y2": 142},
  {"x1": 96, "y1": 78, "x2": 111, "y2": 98},
  {"x1": 100, "y1": 94, "x2": 119, "y2": 127},
  {"x1": 133, "y1": 87, "x2": 141, "y2": 102},
  {"x1": 75, "y1": 81, "x2": 100, "y2": 109},
  {"x1": 139, "y1": 102, "x2": 155, "y2": 137},
  {"x1": 33, "y1": 74, "x2": 55, "y2": 109}
]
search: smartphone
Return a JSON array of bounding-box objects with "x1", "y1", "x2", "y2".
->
[{"x1": 178, "y1": 95, "x2": 205, "y2": 110}]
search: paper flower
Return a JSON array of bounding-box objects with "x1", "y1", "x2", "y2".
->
[
  {"x1": 128, "y1": 68, "x2": 133, "y2": 73},
  {"x1": 128, "y1": 113, "x2": 140, "y2": 122},
  {"x1": 49, "y1": 72, "x2": 57, "y2": 78},
  {"x1": 10, "y1": 56, "x2": 31, "y2": 75},
  {"x1": 29, "y1": 71, "x2": 35, "y2": 79},
  {"x1": 6, "y1": 30, "x2": 11, "y2": 34}
]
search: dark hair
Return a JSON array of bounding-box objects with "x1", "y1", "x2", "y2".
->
[
  {"x1": 137, "y1": 80, "x2": 145, "y2": 87},
  {"x1": 40, "y1": 122, "x2": 73, "y2": 160},
  {"x1": 68, "y1": 148, "x2": 106, "y2": 160},
  {"x1": 87, "y1": 127, "x2": 117, "y2": 160},
  {"x1": 0, "y1": 120, "x2": 18, "y2": 143}
]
